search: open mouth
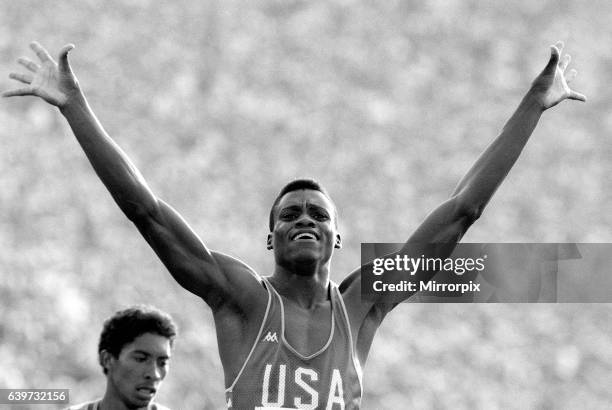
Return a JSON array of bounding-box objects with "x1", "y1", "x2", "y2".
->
[
  {"x1": 291, "y1": 231, "x2": 319, "y2": 241},
  {"x1": 136, "y1": 386, "x2": 156, "y2": 397}
]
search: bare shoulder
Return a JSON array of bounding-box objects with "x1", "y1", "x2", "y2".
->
[
  {"x1": 209, "y1": 250, "x2": 269, "y2": 312},
  {"x1": 338, "y1": 268, "x2": 374, "y2": 328},
  {"x1": 211, "y1": 250, "x2": 260, "y2": 277},
  {"x1": 338, "y1": 267, "x2": 396, "y2": 364}
]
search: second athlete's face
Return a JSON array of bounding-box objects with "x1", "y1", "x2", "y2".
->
[
  {"x1": 105, "y1": 332, "x2": 171, "y2": 409},
  {"x1": 269, "y1": 189, "x2": 341, "y2": 269}
]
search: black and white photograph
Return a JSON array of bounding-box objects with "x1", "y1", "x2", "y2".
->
[{"x1": 1, "y1": 1, "x2": 611, "y2": 409}]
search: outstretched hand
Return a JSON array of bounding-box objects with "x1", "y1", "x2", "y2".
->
[
  {"x1": 531, "y1": 41, "x2": 587, "y2": 110},
  {"x1": 3, "y1": 41, "x2": 79, "y2": 107}
]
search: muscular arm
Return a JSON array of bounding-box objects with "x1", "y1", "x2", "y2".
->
[
  {"x1": 405, "y1": 92, "x2": 544, "y2": 245},
  {"x1": 60, "y1": 93, "x2": 158, "y2": 219},
  {"x1": 4, "y1": 42, "x2": 265, "y2": 312},
  {"x1": 410, "y1": 42, "x2": 585, "y2": 245},
  {"x1": 340, "y1": 42, "x2": 586, "y2": 355}
]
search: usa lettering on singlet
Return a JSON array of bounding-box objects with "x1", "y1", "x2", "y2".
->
[{"x1": 225, "y1": 277, "x2": 363, "y2": 409}]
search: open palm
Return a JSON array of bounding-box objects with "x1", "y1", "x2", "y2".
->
[
  {"x1": 3, "y1": 42, "x2": 79, "y2": 107},
  {"x1": 532, "y1": 41, "x2": 586, "y2": 109}
]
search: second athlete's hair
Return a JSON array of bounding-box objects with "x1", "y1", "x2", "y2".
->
[{"x1": 98, "y1": 305, "x2": 177, "y2": 374}]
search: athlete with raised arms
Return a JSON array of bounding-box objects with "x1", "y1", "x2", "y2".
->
[{"x1": 5, "y1": 41, "x2": 585, "y2": 409}]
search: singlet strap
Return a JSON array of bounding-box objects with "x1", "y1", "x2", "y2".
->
[
  {"x1": 225, "y1": 277, "x2": 273, "y2": 393},
  {"x1": 333, "y1": 283, "x2": 364, "y2": 392}
]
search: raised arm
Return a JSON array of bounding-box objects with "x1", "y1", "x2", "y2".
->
[
  {"x1": 341, "y1": 42, "x2": 586, "y2": 333},
  {"x1": 408, "y1": 41, "x2": 585, "y2": 245},
  {"x1": 3, "y1": 42, "x2": 264, "y2": 311}
]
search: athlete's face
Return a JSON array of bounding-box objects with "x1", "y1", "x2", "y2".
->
[
  {"x1": 103, "y1": 333, "x2": 171, "y2": 409},
  {"x1": 268, "y1": 189, "x2": 341, "y2": 270}
]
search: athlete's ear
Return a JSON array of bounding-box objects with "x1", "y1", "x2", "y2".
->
[
  {"x1": 267, "y1": 233, "x2": 273, "y2": 250},
  {"x1": 334, "y1": 233, "x2": 342, "y2": 249},
  {"x1": 99, "y1": 350, "x2": 112, "y2": 374}
]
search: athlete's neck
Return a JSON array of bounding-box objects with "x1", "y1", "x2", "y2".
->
[{"x1": 269, "y1": 268, "x2": 330, "y2": 308}]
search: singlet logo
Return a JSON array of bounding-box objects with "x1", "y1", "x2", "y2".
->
[
  {"x1": 263, "y1": 331, "x2": 279, "y2": 343},
  {"x1": 259, "y1": 364, "x2": 346, "y2": 409}
]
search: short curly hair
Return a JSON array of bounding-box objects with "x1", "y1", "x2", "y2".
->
[
  {"x1": 98, "y1": 305, "x2": 178, "y2": 374},
  {"x1": 268, "y1": 178, "x2": 337, "y2": 231}
]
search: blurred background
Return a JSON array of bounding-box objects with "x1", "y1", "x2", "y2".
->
[{"x1": 1, "y1": 0, "x2": 612, "y2": 408}]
